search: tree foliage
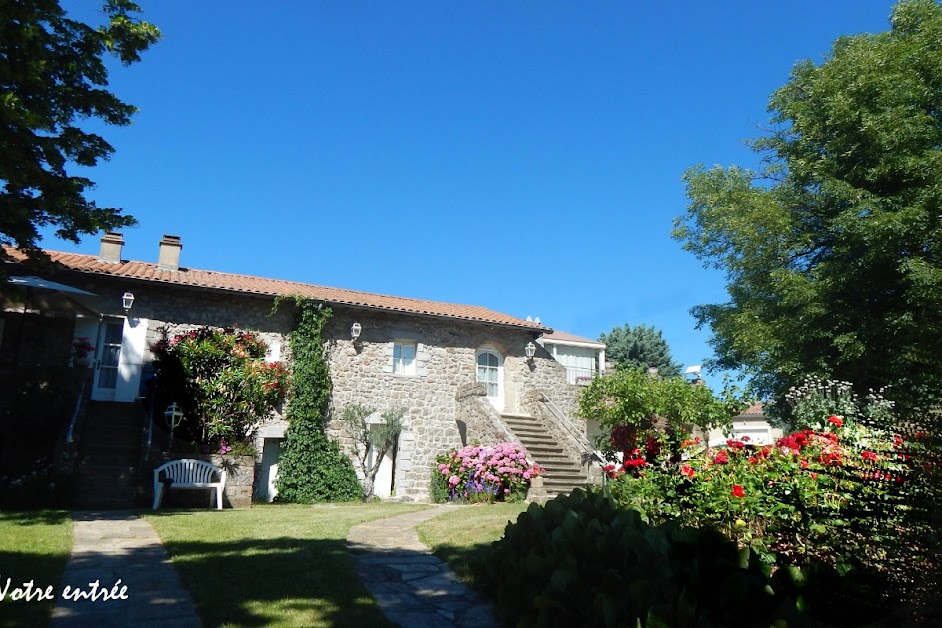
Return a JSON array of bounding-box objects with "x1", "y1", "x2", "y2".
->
[
  {"x1": 340, "y1": 403, "x2": 403, "y2": 500},
  {"x1": 274, "y1": 299, "x2": 361, "y2": 503},
  {"x1": 0, "y1": 0, "x2": 160, "y2": 272},
  {"x1": 599, "y1": 323, "x2": 682, "y2": 376},
  {"x1": 580, "y1": 368, "x2": 743, "y2": 461},
  {"x1": 150, "y1": 326, "x2": 288, "y2": 446},
  {"x1": 672, "y1": 0, "x2": 942, "y2": 414}
]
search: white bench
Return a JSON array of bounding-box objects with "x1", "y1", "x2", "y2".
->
[{"x1": 153, "y1": 459, "x2": 227, "y2": 510}]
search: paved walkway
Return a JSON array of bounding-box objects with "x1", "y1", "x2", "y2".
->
[
  {"x1": 50, "y1": 510, "x2": 201, "y2": 628},
  {"x1": 347, "y1": 505, "x2": 500, "y2": 628}
]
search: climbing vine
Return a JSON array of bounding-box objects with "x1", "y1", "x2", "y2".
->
[{"x1": 273, "y1": 297, "x2": 361, "y2": 502}]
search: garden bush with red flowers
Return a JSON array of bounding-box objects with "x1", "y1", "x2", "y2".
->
[{"x1": 599, "y1": 378, "x2": 941, "y2": 617}]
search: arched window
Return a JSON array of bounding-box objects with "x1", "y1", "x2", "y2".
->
[{"x1": 476, "y1": 348, "x2": 503, "y2": 409}]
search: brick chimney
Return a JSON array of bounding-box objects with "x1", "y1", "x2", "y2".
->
[
  {"x1": 157, "y1": 234, "x2": 182, "y2": 271},
  {"x1": 98, "y1": 231, "x2": 124, "y2": 263}
]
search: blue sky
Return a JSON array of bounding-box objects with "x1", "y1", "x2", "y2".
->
[{"x1": 51, "y1": 1, "x2": 897, "y2": 383}]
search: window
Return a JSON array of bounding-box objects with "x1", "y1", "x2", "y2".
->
[
  {"x1": 393, "y1": 341, "x2": 416, "y2": 375},
  {"x1": 476, "y1": 349, "x2": 500, "y2": 398}
]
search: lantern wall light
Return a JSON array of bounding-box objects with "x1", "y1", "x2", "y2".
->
[
  {"x1": 351, "y1": 321, "x2": 362, "y2": 341},
  {"x1": 122, "y1": 291, "x2": 135, "y2": 313},
  {"x1": 525, "y1": 341, "x2": 536, "y2": 361}
]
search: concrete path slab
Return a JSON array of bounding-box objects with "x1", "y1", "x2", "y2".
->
[
  {"x1": 50, "y1": 511, "x2": 201, "y2": 628},
  {"x1": 347, "y1": 506, "x2": 500, "y2": 628}
]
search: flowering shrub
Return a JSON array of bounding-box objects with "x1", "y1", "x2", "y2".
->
[
  {"x1": 71, "y1": 336, "x2": 95, "y2": 359},
  {"x1": 605, "y1": 413, "x2": 929, "y2": 577},
  {"x1": 433, "y1": 443, "x2": 543, "y2": 502},
  {"x1": 151, "y1": 326, "x2": 289, "y2": 447}
]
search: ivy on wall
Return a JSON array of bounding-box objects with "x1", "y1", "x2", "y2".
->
[{"x1": 273, "y1": 297, "x2": 361, "y2": 502}]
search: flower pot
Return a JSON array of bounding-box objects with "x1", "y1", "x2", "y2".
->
[{"x1": 73, "y1": 356, "x2": 90, "y2": 368}]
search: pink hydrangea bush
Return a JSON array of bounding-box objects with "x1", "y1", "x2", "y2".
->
[{"x1": 434, "y1": 443, "x2": 544, "y2": 502}]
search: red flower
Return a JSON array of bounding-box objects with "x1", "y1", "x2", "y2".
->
[
  {"x1": 861, "y1": 451, "x2": 878, "y2": 462},
  {"x1": 713, "y1": 451, "x2": 729, "y2": 465},
  {"x1": 800, "y1": 458, "x2": 810, "y2": 469},
  {"x1": 731, "y1": 485, "x2": 745, "y2": 498},
  {"x1": 828, "y1": 415, "x2": 843, "y2": 427},
  {"x1": 681, "y1": 464, "x2": 695, "y2": 478},
  {"x1": 748, "y1": 456, "x2": 759, "y2": 465}
]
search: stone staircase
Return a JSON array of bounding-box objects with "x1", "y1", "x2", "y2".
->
[
  {"x1": 73, "y1": 401, "x2": 145, "y2": 509},
  {"x1": 501, "y1": 413, "x2": 588, "y2": 497}
]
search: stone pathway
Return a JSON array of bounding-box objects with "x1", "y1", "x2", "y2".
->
[
  {"x1": 347, "y1": 505, "x2": 500, "y2": 628},
  {"x1": 50, "y1": 510, "x2": 201, "y2": 628}
]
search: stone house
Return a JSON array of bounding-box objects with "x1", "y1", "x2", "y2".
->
[{"x1": 3, "y1": 233, "x2": 601, "y2": 502}]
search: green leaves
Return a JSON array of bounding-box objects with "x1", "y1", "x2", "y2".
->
[
  {"x1": 674, "y1": 0, "x2": 942, "y2": 414},
  {"x1": 599, "y1": 324, "x2": 682, "y2": 376},
  {"x1": 274, "y1": 300, "x2": 362, "y2": 503},
  {"x1": 0, "y1": 0, "x2": 161, "y2": 273}
]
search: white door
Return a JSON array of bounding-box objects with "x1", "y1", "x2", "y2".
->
[
  {"x1": 476, "y1": 349, "x2": 503, "y2": 411},
  {"x1": 258, "y1": 438, "x2": 283, "y2": 502},
  {"x1": 91, "y1": 317, "x2": 148, "y2": 402},
  {"x1": 92, "y1": 320, "x2": 124, "y2": 401}
]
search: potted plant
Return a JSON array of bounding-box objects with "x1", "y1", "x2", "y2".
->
[{"x1": 72, "y1": 337, "x2": 95, "y2": 367}]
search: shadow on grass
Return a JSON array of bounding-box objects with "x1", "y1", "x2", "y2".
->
[
  {"x1": 423, "y1": 541, "x2": 494, "y2": 585},
  {"x1": 154, "y1": 535, "x2": 497, "y2": 627},
  {"x1": 142, "y1": 508, "x2": 466, "y2": 627},
  {"x1": 0, "y1": 509, "x2": 71, "y2": 526},
  {"x1": 0, "y1": 511, "x2": 72, "y2": 628}
]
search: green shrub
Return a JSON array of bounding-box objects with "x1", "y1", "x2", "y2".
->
[
  {"x1": 272, "y1": 299, "x2": 361, "y2": 502},
  {"x1": 274, "y1": 419, "x2": 361, "y2": 503},
  {"x1": 429, "y1": 465, "x2": 449, "y2": 503},
  {"x1": 151, "y1": 326, "x2": 288, "y2": 446},
  {"x1": 473, "y1": 487, "x2": 900, "y2": 627}
]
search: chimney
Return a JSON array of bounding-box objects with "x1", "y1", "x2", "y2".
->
[
  {"x1": 158, "y1": 234, "x2": 182, "y2": 271},
  {"x1": 98, "y1": 231, "x2": 124, "y2": 263}
]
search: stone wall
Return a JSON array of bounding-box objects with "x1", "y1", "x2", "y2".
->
[
  {"x1": 64, "y1": 276, "x2": 582, "y2": 501},
  {"x1": 455, "y1": 382, "x2": 519, "y2": 447}
]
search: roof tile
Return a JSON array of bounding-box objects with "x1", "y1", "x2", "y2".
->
[{"x1": 7, "y1": 248, "x2": 551, "y2": 331}]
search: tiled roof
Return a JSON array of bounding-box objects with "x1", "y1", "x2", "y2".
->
[
  {"x1": 6, "y1": 248, "x2": 551, "y2": 331},
  {"x1": 540, "y1": 330, "x2": 605, "y2": 347},
  {"x1": 738, "y1": 402, "x2": 766, "y2": 417}
]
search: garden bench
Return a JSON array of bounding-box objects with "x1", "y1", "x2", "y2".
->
[{"x1": 153, "y1": 458, "x2": 226, "y2": 510}]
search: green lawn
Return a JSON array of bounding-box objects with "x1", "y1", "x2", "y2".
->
[
  {"x1": 143, "y1": 502, "x2": 429, "y2": 627},
  {"x1": 0, "y1": 510, "x2": 73, "y2": 628},
  {"x1": 415, "y1": 502, "x2": 529, "y2": 582}
]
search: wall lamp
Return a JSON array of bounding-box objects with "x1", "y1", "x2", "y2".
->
[
  {"x1": 351, "y1": 321, "x2": 362, "y2": 341},
  {"x1": 525, "y1": 341, "x2": 536, "y2": 362},
  {"x1": 122, "y1": 291, "x2": 135, "y2": 313}
]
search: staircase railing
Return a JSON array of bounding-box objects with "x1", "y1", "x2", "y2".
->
[
  {"x1": 538, "y1": 393, "x2": 606, "y2": 466},
  {"x1": 65, "y1": 380, "x2": 87, "y2": 444}
]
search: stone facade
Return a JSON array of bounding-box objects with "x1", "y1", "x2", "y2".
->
[{"x1": 60, "y1": 274, "x2": 583, "y2": 501}]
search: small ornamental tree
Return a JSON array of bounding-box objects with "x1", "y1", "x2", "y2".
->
[
  {"x1": 340, "y1": 403, "x2": 404, "y2": 499},
  {"x1": 151, "y1": 326, "x2": 288, "y2": 448},
  {"x1": 579, "y1": 367, "x2": 743, "y2": 464}
]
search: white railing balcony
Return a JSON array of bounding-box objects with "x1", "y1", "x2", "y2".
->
[{"x1": 566, "y1": 366, "x2": 596, "y2": 386}]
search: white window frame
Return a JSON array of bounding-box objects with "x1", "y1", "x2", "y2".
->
[
  {"x1": 392, "y1": 341, "x2": 417, "y2": 376},
  {"x1": 476, "y1": 348, "x2": 503, "y2": 410}
]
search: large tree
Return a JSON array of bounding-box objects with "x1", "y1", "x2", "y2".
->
[
  {"x1": 673, "y1": 0, "x2": 942, "y2": 414},
  {"x1": 600, "y1": 323, "x2": 682, "y2": 377},
  {"x1": 0, "y1": 0, "x2": 160, "y2": 273}
]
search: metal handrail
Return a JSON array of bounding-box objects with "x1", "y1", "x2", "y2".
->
[
  {"x1": 538, "y1": 393, "x2": 606, "y2": 465},
  {"x1": 144, "y1": 393, "x2": 156, "y2": 461},
  {"x1": 65, "y1": 380, "x2": 87, "y2": 444}
]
